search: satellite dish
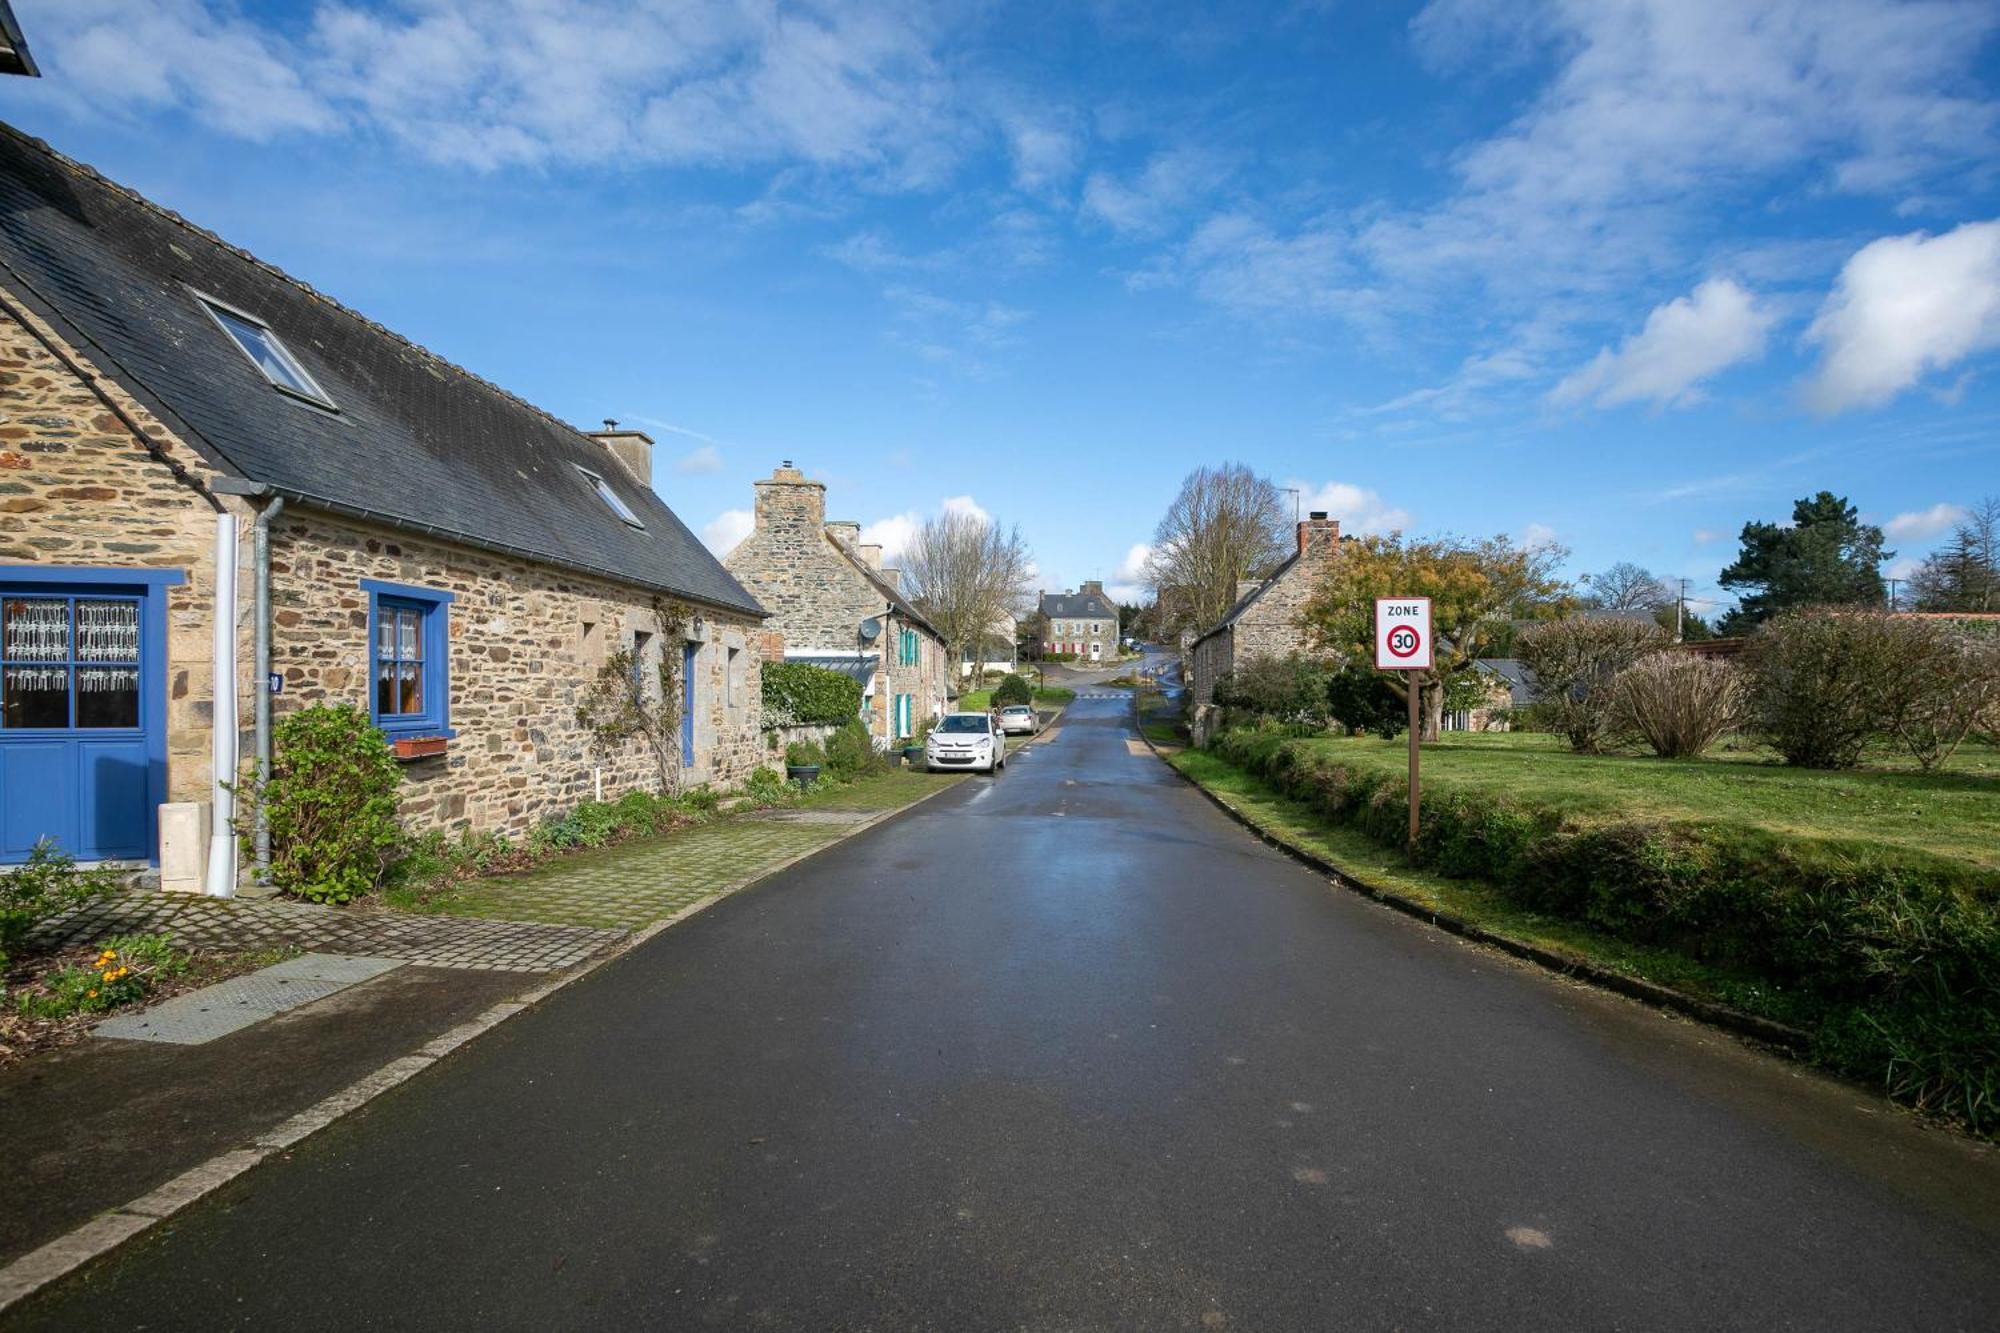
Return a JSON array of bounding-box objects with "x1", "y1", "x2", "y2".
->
[{"x1": 858, "y1": 617, "x2": 883, "y2": 644}]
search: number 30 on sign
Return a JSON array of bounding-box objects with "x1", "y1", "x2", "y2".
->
[{"x1": 1375, "y1": 598, "x2": 1433, "y2": 670}]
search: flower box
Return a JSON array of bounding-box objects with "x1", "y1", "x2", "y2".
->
[{"x1": 391, "y1": 735, "x2": 449, "y2": 761}]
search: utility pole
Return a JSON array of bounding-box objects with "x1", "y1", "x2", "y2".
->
[
  {"x1": 1677, "y1": 577, "x2": 1688, "y2": 642},
  {"x1": 1886, "y1": 577, "x2": 1903, "y2": 613}
]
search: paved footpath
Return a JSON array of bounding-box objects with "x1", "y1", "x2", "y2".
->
[{"x1": 15, "y1": 699, "x2": 2000, "y2": 1329}]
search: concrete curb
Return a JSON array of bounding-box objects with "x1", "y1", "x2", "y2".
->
[
  {"x1": 0, "y1": 771, "x2": 972, "y2": 1315},
  {"x1": 1135, "y1": 726, "x2": 1809, "y2": 1056}
]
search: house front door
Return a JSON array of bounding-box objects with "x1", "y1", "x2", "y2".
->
[{"x1": 0, "y1": 574, "x2": 171, "y2": 863}]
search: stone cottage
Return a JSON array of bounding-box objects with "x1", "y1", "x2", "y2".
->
[
  {"x1": 0, "y1": 124, "x2": 768, "y2": 888},
  {"x1": 1037, "y1": 582, "x2": 1120, "y2": 662},
  {"x1": 1187, "y1": 512, "x2": 1342, "y2": 714},
  {"x1": 723, "y1": 464, "x2": 951, "y2": 747}
]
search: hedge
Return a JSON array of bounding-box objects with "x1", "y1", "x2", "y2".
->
[
  {"x1": 1208, "y1": 724, "x2": 2000, "y2": 1134},
  {"x1": 762, "y1": 661, "x2": 863, "y2": 729}
]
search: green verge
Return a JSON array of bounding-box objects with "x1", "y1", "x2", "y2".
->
[
  {"x1": 961, "y1": 686, "x2": 1075, "y2": 712},
  {"x1": 1183, "y1": 727, "x2": 2000, "y2": 1138}
]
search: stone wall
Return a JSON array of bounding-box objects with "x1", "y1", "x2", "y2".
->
[
  {"x1": 0, "y1": 298, "x2": 767, "y2": 856},
  {"x1": 268, "y1": 510, "x2": 765, "y2": 839},
  {"x1": 725, "y1": 464, "x2": 950, "y2": 745}
]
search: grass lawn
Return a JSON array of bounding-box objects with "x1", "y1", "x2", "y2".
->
[
  {"x1": 958, "y1": 686, "x2": 1076, "y2": 712},
  {"x1": 1291, "y1": 730, "x2": 2000, "y2": 875},
  {"x1": 1169, "y1": 747, "x2": 1802, "y2": 1020}
]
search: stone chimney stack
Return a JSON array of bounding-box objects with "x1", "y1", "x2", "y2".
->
[
  {"x1": 1080, "y1": 579, "x2": 1105, "y2": 597},
  {"x1": 826, "y1": 520, "x2": 861, "y2": 548},
  {"x1": 588, "y1": 420, "x2": 654, "y2": 487},
  {"x1": 1298, "y1": 511, "x2": 1340, "y2": 559},
  {"x1": 880, "y1": 566, "x2": 902, "y2": 593},
  {"x1": 752, "y1": 460, "x2": 825, "y2": 536},
  {"x1": 858, "y1": 543, "x2": 884, "y2": 570}
]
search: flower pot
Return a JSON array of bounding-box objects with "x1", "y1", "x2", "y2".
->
[
  {"x1": 391, "y1": 735, "x2": 448, "y2": 761},
  {"x1": 786, "y1": 764, "x2": 821, "y2": 788},
  {"x1": 902, "y1": 746, "x2": 925, "y2": 768}
]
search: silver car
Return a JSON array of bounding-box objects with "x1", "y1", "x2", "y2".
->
[
  {"x1": 997, "y1": 704, "x2": 1039, "y2": 736},
  {"x1": 926, "y1": 712, "x2": 1006, "y2": 773}
]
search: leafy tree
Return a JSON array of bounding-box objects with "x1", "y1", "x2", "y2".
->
[
  {"x1": 1325, "y1": 664, "x2": 1405, "y2": 738},
  {"x1": 1910, "y1": 496, "x2": 1999, "y2": 612},
  {"x1": 1299, "y1": 532, "x2": 1570, "y2": 740},
  {"x1": 1147, "y1": 463, "x2": 1292, "y2": 641},
  {"x1": 1717, "y1": 491, "x2": 1889, "y2": 632}
]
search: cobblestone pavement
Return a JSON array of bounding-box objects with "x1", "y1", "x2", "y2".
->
[
  {"x1": 430, "y1": 814, "x2": 877, "y2": 931},
  {"x1": 30, "y1": 895, "x2": 620, "y2": 973}
]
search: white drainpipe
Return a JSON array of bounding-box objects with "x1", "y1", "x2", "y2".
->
[{"x1": 205, "y1": 512, "x2": 239, "y2": 898}]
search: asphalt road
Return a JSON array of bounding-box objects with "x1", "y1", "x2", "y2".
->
[{"x1": 17, "y1": 698, "x2": 2000, "y2": 1330}]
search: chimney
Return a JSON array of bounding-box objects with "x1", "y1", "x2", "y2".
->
[
  {"x1": 1298, "y1": 510, "x2": 1340, "y2": 559},
  {"x1": 751, "y1": 460, "x2": 825, "y2": 535},
  {"x1": 826, "y1": 520, "x2": 861, "y2": 548},
  {"x1": 1080, "y1": 579, "x2": 1104, "y2": 597},
  {"x1": 858, "y1": 542, "x2": 884, "y2": 570},
  {"x1": 881, "y1": 566, "x2": 902, "y2": 593},
  {"x1": 587, "y1": 420, "x2": 654, "y2": 487}
]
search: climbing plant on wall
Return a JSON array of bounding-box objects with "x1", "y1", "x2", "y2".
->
[{"x1": 574, "y1": 596, "x2": 692, "y2": 792}]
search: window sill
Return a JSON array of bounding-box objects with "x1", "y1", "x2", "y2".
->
[{"x1": 389, "y1": 734, "x2": 451, "y2": 762}]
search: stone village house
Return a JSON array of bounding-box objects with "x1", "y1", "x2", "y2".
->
[
  {"x1": 1186, "y1": 512, "x2": 1342, "y2": 734},
  {"x1": 1037, "y1": 582, "x2": 1120, "y2": 662},
  {"x1": 724, "y1": 464, "x2": 951, "y2": 748},
  {"x1": 0, "y1": 125, "x2": 769, "y2": 888}
]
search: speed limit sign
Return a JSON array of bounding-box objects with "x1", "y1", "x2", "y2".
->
[{"x1": 1375, "y1": 598, "x2": 1433, "y2": 670}]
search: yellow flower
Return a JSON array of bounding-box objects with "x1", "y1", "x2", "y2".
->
[{"x1": 86, "y1": 989, "x2": 98, "y2": 998}]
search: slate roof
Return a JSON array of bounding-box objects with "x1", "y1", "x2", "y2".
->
[
  {"x1": 1039, "y1": 588, "x2": 1119, "y2": 621},
  {"x1": 0, "y1": 123, "x2": 762, "y2": 617},
  {"x1": 1188, "y1": 553, "x2": 1300, "y2": 649},
  {"x1": 1474, "y1": 658, "x2": 1536, "y2": 708}
]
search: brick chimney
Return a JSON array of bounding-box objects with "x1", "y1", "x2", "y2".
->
[
  {"x1": 1298, "y1": 511, "x2": 1340, "y2": 560},
  {"x1": 588, "y1": 421, "x2": 653, "y2": 486},
  {"x1": 752, "y1": 460, "x2": 825, "y2": 537}
]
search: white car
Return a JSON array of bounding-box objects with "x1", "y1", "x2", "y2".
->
[
  {"x1": 997, "y1": 704, "x2": 1039, "y2": 736},
  {"x1": 926, "y1": 712, "x2": 1006, "y2": 773}
]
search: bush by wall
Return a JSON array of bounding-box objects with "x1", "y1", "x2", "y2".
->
[
  {"x1": 1206, "y1": 723, "x2": 2000, "y2": 1134},
  {"x1": 992, "y1": 673, "x2": 1033, "y2": 707},
  {"x1": 255, "y1": 705, "x2": 402, "y2": 904},
  {"x1": 762, "y1": 661, "x2": 864, "y2": 729},
  {"x1": 1517, "y1": 617, "x2": 1668, "y2": 753}
]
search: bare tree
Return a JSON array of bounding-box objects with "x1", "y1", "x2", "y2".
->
[
  {"x1": 1911, "y1": 496, "x2": 2000, "y2": 612},
  {"x1": 1146, "y1": 463, "x2": 1292, "y2": 640},
  {"x1": 899, "y1": 510, "x2": 1035, "y2": 686},
  {"x1": 1579, "y1": 561, "x2": 1673, "y2": 614}
]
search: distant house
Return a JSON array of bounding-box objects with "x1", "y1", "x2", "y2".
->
[
  {"x1": 0, "y1": 124, "x2": 767, "y2": 886},
  {"x1": 723, "y1": 463, "x2": 950, "y2": 746},
  {"x1": 1038, "y1": 582, "x2": 1120, "y2": 662},
  {"x1": 1186, "y1": 512, "x2": 1342, "y2": 709}
]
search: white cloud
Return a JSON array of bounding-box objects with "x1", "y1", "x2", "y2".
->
[
  {"x1": 1692, "y1": 528, "x2": 1724, "y2": 545},
  {"x1": 1115, "y1": 543, "x2": 1153, "y2": 583},
  {"x1": 1883, "y1": 502, "x2": 1969, "y2": 543},
  {"x1": 1552, "y1": 279, "x2": 1774, "y2": 409},
  {"x1": 1081, "y1": 146, "x2": 1228, "y2": 236},
  {"x1": 1286, "y1": 481, "x2": 1413, "y2": 538},
  {"x1": 1001, "y1": 112, "x2": 1079, "y2": 194},
  {"x1": 1803, "y1": 220, "x2": 2000, "y2": 413},
  {"x1": 35, "y1": 0, "x2": 963, "y2": 177},
  {"x1": 675, "y1": 445, "x2": 724, "y2": 476},
  {"x1": 940, "y1": 494, "x2": 991, "y2": 524},
  {"x1": 858, "y1": 513, "x2": 917, "y2": 561},
  {"x1": 701, "y1": 507, "x2": 753, "y2": 555},
  {"x1": 1519, "y1": 521, "x2": 1559, "y2": 549}
]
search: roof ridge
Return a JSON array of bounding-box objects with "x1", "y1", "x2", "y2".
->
[{"x1": 0, "y1": 120, "x2": 603, "y2": 454}]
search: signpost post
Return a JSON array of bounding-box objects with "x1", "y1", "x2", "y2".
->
[{"x1": 1375, "y1": 597, "x2": 1433, "y2": 852}]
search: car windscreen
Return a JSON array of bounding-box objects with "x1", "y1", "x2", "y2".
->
[{"x1": 938, "y1": 716, "x2": 990, "y2": 733}]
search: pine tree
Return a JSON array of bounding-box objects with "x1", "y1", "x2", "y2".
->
[{"x1": 1717, "y1": 491, "x2": 1889, "y2": 632}]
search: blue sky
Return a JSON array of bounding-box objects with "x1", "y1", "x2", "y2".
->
[{"x1": 5, "y1": 1, "x2": 2000, "y2": 616}]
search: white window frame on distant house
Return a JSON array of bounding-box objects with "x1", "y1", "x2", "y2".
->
[
  {"x1": 189, "y1": 288, "x2": 337, "y2": 410},
  {"x1": 575, "y1": 464, "x2": 645, "y2": 528}
]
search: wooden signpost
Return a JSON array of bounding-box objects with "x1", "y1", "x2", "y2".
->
[{"x1": 1375, "y1": 597, "x2": 1433, "y2": 851}]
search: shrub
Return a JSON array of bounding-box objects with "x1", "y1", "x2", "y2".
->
[
  {"x1": 1884, "y1": 629, "x2": 2000, "y2": 771},
  {"x1": 785, "y1": 739, "x2": 827, "y2": 769},
  {"x1": 744, "y1": 766, "x2": 794, "y2": 805},
  {"x1": 1, "y1": 841, "x2": 115, "y2": 971},
  {"x1": 1214, "y1": 653, "x2": 1334, "y2": 728},
  {"x1": 824, "y1": 717, "x2": 880, "y2": 780},
  {"x1": 1745, "y1": 609, "x2": 1907, "y2": 768},
  {"x1": 992, "y1": 673, "x2": 1033, "y2": 708},
  {"x1": 1613, "y1": 652, "x2": 1745, "y2": 758},
  {"x1": 763, "y1": 662, "x2": 864, "y2": 729},
  {"x1": 1324, "y1": 664, "x2": 1405, "y2": 739},
  {"x1": 1516, "y1": 617, "x2": 1668, "y2": 753},
  {"x1": 249, "y1": 705, "x2": 401, "y2": 904}
]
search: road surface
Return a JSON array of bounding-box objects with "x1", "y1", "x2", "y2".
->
[{"x1": 18, "y1": 697, "x2": 2000, "y2": 1330}]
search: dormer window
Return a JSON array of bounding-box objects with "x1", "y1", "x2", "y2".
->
[
  {"x1": 576, "y1": 464, "x2": 643, "y2": 528},
  {"x1": 193, "y1": 292, "x2": 335, "y2": 409}
]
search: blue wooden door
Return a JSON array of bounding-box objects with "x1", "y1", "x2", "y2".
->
[
  {"x1": 681, "y1": 643, "x2": 697, "y2": 768},
  {"x1": 0, "y1": 580, "x2": 161, "y2": 862}
]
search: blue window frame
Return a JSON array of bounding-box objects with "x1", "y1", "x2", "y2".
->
[{"x1": 361, "y1": 579, "x2": 454, "y2": 739}]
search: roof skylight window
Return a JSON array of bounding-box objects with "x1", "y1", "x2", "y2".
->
[
  {"x1": 195, "y1": 293, "x2": 335, "y2": 408},
  {"x1": 577, "y1": 465, "x2": 644, "y2": 528}
]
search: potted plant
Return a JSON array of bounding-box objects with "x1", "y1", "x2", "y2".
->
[
  {"x1": 902, "y1": 718, "x2": 931, "y2": 768},
  {"x1": 784, "y1": 739, "x2": 824, "y2": 788}
]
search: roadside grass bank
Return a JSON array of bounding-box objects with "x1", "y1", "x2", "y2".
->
[
  {"x1": 1183, "y1": 726, "x2": 2000, "y2": 1137},
  {"x1": 960, "y1": 685, "x2": 1077, "y2": 712}
]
